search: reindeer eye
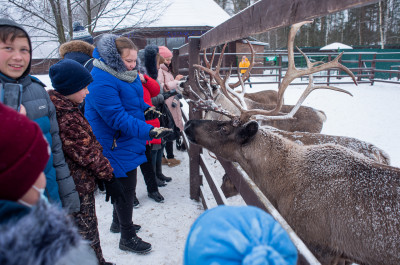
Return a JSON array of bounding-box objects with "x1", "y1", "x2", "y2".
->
[{"x1": 220, "y1": 126, "x2": 229, "y2": 135}]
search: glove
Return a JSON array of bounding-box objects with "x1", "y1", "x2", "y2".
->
[
  {"x1": 149, "y1": 127, "x2": 174, "y2": 139},
  {"x1": 162, "y1": 89, "x2": 178, "y2": 100},
  {"x1": 104, "y1": 176, "x2": 126, "y2": 204},
  {"x1": 144, "y1": 106, "x2": 161, "y2": 120}
]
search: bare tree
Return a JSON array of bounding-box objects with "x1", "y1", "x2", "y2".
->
[{"x1": 4, "y1": 0, "x2": 168, "y2": 57}]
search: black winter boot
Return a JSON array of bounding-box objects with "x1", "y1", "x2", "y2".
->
[
  {"x1": 156, "y1": 177, "x2": 166, "y2": 187},
  {"x1": 119, "y1": 236, "x2": 152, "y2": 254},
  {"x1": 148, "y1": 191, "x2": 164, "y2": 203},
  {"x1": 157, "y1": 174, "x2": 172, "y2": 182}
]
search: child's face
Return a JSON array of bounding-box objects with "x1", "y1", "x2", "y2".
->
[
  {"x1": 121, "y1": 48, "x2": 137, "y2": 71},
  {"x1": 66, "y1": 86, "x2": 89, "y2": 104},
  {"x1": 164, "y1": 57, "x2": 172, "y2": 66},
  {"x1": 0, "y1": 36, "x2": 30, "y2": 79}
]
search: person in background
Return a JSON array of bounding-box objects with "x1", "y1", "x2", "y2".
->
[
  {"x1": 71, "y1": 21, "x2": 94, "y2": 45},
  {"x1": 184, "y1": 205, "x2": 298, "y2": 265},
  {"x1": 84, "y1": 34, "x2": 172, "y2": 254},
  {"x1": 130, "y1": 44, "x2": 169, "y2": 207},
  {"x1": 141, "y1": 45, "x2": 175, "y2": 185},
  {"x1": 158, "y1": 45, "x2": 184, "y2": 168},
  {"x1": 60, "y1": 22, "x2": 95, "y2": 114},
  {"x1": 59, "y1": 39, "x2": 95, "y2": 71},
  {"x1": 0, "y1": 18, "x2": 80, "y2": 213},
  {"x1": 49, "y1": 59, "x2": 126, "y2": 265},
  {"x1": 239, "y1": 55, "x2": 252, "y2": 88},
  {"x1": 0, "y1": 103, "x2": 98, "y2": 265}
]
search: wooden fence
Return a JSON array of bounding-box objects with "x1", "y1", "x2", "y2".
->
[{"x1": 174, "y1": 0, "x2": 386, "y2": 264}]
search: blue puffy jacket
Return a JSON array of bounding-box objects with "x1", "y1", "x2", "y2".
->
[{"x1": 85, "y1": 34, "x2": 153, "y2": 178}]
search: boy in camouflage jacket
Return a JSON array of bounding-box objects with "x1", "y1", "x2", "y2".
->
[{"x1": 48, "y1": 59, "x2": 125, "y2": 265}]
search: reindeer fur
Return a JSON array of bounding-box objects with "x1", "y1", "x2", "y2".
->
[{"x1": 185, "y1": 119, "x2": 400, "y2": 265}]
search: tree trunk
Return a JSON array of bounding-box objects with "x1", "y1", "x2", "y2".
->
[
  {"x1": 49, "y1": 0, "x2": 66, "y2": 44},
  {"x1": 379, "y1": 1, "x2": 385, "y2": 48}
]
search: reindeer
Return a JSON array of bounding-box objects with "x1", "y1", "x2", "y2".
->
[
  {"x1": 184, "y1": 21, "x2": 400, "y2": 265},
  {"x1": 180, "y1": 35, "x2": 354, "y2": 133}
]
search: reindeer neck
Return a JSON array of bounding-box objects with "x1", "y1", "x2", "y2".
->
[{"x1": 239, "y1": 129, "x2": 299, "y2": 178}]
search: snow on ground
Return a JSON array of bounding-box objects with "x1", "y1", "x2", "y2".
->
[{"x1": 36, "y1": 74, "x2": 400, "y2": 265}]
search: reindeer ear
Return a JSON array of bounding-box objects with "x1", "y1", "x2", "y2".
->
[{"x1": 237, "y1": 121, "x2": 258, "y2": 144}]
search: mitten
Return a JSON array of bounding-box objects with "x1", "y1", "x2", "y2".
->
[
  {"x1": 149, "y1": 127, "x2": 173, "y2": 139},
  {"x1": 144, "y1": 106, "x2": 161, "y2": 120},
  {"x1": 162, "y1": 89, "x2": 178, "y2": 100},
  {"x1": 104, "y1": 176, "x2": 126, "y2": 204}
]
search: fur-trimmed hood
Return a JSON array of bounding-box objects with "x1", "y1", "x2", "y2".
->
[
  {"x1": 0, "y1": 200, "x2": 98, "y2": 265},
  {"x1": 59, "y1": 40, "x2": 94, "y2": 59},
  {"x1": 94, "y1": 34, "x2": 127, "y2": 72}
]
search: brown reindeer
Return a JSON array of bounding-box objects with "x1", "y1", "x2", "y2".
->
[
  {"x1": 184, "y1": 21, "x2": 400, "y2": 265},
  {"x1": 184, "y1": 120, "x2": 400, "y2": 265}
]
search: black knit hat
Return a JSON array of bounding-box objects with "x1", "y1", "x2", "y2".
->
[
  {"x1": 49, "y1": 59, "x2": 93, "y2": 96},
  {"x1": 72, "y1": 21, "x2": 93, "y2": 44}
]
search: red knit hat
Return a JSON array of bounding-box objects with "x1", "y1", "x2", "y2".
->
[
  {"x1": 158, "y1": 46, "x2": 172, "y2": 59},
  {"x1": 0, "y1": 104, "x2": 50, "y2": 201}
]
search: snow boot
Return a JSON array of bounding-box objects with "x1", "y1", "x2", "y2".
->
[
  {"x1": 148, "y1": 191, "x2": 164, "y2": 203},
  {"x1": 119, "y1": 234, "x2": 152, "y2": 254}
]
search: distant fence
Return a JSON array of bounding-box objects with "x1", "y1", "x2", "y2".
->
[{"x1": 173, "y1": 50, "x2": 400, "y2": 86}]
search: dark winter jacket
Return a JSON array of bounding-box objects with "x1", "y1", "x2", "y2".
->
[
  {"x1": 0, "y1": 19, "x2": 80, "y2": 213},
  {"x1": 49, "y1": 90, "x2": 114, "y2": 195},
  {"x1": 84, "y1": 34, "x2": 153, "y2": 178},
  {"x1": 59, "y1": 40, "x2": 95, "y2": 71},
  {"x1": 0, "y1": 200, "x2": 98, "y2": 265}
]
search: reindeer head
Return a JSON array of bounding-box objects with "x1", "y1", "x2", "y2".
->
[{"x1": 184, "y1": 119, "x2": 258, "y2": 158}]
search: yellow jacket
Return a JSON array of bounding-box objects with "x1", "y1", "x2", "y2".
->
[{"x1": 239, "y1": 58, "x2": 250, "y2": 74}]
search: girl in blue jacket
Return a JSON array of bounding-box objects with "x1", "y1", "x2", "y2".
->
[{"x1": 85, "y1": 34, "x2": 171, "y2": 254}]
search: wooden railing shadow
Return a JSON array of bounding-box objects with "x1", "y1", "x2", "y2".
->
[{"x1": 176, "y1": 0, "x2": 382, "y2": 264}]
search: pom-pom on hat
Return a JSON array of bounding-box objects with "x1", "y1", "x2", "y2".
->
[
  {"x1": 72, "y1": 21, "x2": 94, "y2": 44},
  {"x1": 49, "y1": 59, "x2": 93, "y2": 96},
  {"x1": 0, "y1": 104, "x2": 50, "y2": 201},
  {"x1": 184, "y1": 205, "x2": 298, "y2": 265},
  {"x1": 158, "y1": 46, "x2": 172, "y2": 59}
]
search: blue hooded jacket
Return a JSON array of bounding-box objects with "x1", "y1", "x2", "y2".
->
[{"x1": 84, "y1": 34, "x2": 153, "y2": 178}]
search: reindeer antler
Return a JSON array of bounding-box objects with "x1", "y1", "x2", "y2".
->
[{"x1": 195, "y1": 21, "x2": 356, "y2": 124}]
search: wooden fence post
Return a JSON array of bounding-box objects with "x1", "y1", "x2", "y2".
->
[
  {"x1": 371, "y1": 53, "x2": 376, "y2": 85},
  {"x1": 188, "y1": 36, "x2": 202, "y2": 201},
  {"x1": 327, "y1": 54, "x2": 331, "y2": 86},
  {"x1": 357, "y1": 54, "x2": 362, "y2": 81},
  {"x1": 278, "y1": 54, "x2": 282, "y2": 86},
  {"x1": 172, "y1": 48, "x2": 180, "y2": 76}
]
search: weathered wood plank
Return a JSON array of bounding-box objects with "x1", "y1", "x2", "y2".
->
[
  {"x1": 199, "y1": 154, "x2": 229, "y2": 206},
  {"x1": 200, "y1": 0, "x2": 380, "y2": 50}
]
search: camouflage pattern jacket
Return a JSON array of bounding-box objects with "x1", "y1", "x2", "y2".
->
[{"x1": 48, "y1": 90, "x2": 113, "y2": 195}]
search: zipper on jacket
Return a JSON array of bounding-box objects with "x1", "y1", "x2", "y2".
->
[{"x1": 111, "y1": 130, "x2": 121, "y2": 151}]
